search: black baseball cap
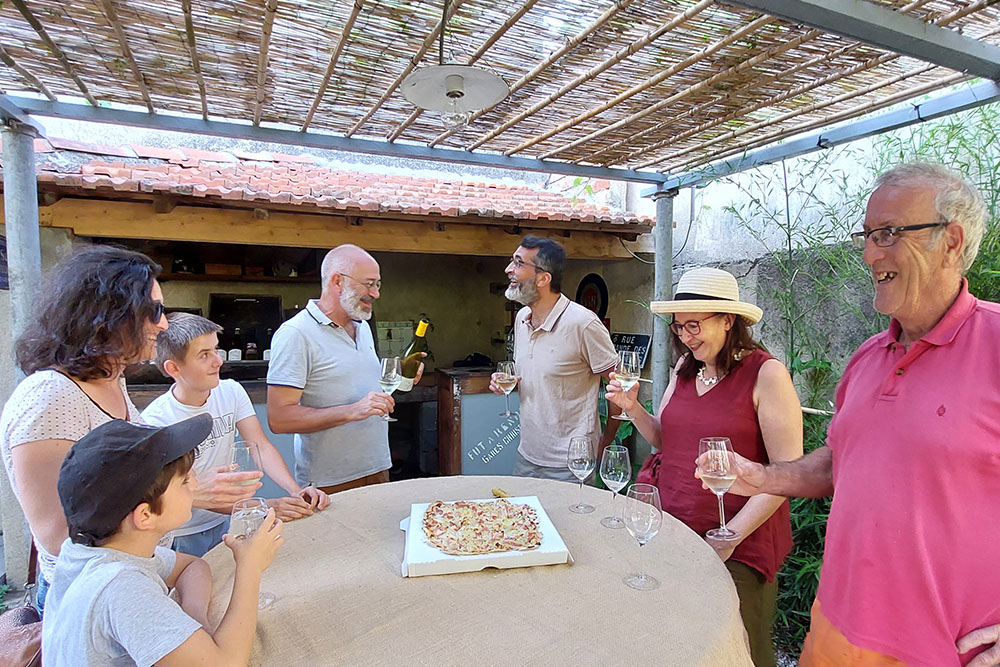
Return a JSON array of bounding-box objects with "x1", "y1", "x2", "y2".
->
[{"x1": 58, "y1": 414, "x2": 212, "y2": 545}]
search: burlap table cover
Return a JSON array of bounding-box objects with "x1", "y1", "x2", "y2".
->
[{"x1": 203, "y1": 475, "x2": 753, "y2": 666}]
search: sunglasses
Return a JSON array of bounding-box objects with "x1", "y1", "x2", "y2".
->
[{"x1": 146, "y1": 301, "x2": 165, "y2": 324}]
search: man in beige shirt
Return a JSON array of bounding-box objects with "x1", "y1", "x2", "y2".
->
[{"x1": 490, "y1": 236, "x2": 622, "y2": 481}]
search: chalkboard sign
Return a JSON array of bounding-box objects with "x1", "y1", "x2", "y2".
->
[
  {"x1": 611, "y1": 332, "x2": 651, "y2": 369},
  {"x1": 461, "y1": 394, "x2": 521, "y2": 475}
]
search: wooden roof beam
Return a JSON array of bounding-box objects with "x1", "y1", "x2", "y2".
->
[
  {"x1": 301, "y1": 0, "x2": 365, "y2": 131},
  {"x1": 253, "y1": 0, "x2": 279, "y2": 126},
  {"x1": 181, "y1": 0, "x2": 209, "y2": 120},
  {"x1": 464, "y1": 0, "x2": 714, "y2": 151},
  {"x1": 8, "y1": 0, "x2": 98, "y2": 107},
  {"x1": 511, "y1": 14, "x2": 773, "y2": 158},
  {"x1": 723, "y1": 0, "x2": 1000, "y2": 81},
  {"x1": 98, "y1": 0, "x2": 154, "y2": 113},
  {"x1": 427, "y1": 0, "x2": 638, "y2": 148},
  {"x1": 387, "y1": 0, "x2": 542, "y2": 142},
  {"x1": 346, "y1": 0, "x2": 466, "y2": 138},
  {"x1": 0, "y1": 45, "x2": 57, "y2": 102}
]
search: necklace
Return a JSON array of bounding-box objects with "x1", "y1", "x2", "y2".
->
[{"x1": 697, "y1": 366, "x2": 722, "y2": 386}]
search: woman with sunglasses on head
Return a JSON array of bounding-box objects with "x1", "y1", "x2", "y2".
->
[
  {"x1": 0, "y1": 245, "x2": 168, "y2": 613},
  {"x1": 606, "y1": 267, "x2": 803, "y2": 667}
]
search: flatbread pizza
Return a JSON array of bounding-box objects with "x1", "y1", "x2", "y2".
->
[{"x1": 422, "y1": 499, "x2": 542, "y2": 555}]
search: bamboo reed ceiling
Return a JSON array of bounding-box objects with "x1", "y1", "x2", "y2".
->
[{"x1": 1, "y1": 0, "x2": 998, "y2": 175}]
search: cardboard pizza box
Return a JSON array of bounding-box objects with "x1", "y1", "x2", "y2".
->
[{"x1": 400, "y1": 496, "x2": 573, "y2": 577}]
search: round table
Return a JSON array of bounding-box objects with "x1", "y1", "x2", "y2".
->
[{"x1": 204, "y1": 475, "x2": 753, "y2": 666}]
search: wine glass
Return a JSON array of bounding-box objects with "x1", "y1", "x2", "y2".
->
[
  {"x1": 232, "y1": 441, "x2": 262, "y2": 484},
  {"x1": 623, "y1": 483, "x2": 662, "y2": 590},
  {"x1": 566, "y1": 436, "x2": 596, "y2": 514},
  {"x1": 698, "y1": 437, "x2": 740, "y2": 541},
  {"x1": 496, "y1": 360, "x2": 518, "y2": 417},
  {"x1": 378, "y1": 356, "x2": 402, "y2": 422},
  {"x1": 612, "y1": 351, "x2": 640, "y2": 421},
  {"x1": 599, "y1": 444, "x2": 631, "y2": 529},
  {"x1": 230, "y1": 497, "x2": 277, "y2": 609}
]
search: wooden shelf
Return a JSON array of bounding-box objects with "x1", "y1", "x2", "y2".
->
[{"x1": 159, "y1": 272, "x2": 316, "y2": 283}]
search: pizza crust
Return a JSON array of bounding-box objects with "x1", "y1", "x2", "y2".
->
[{"x1": 422, "y1": 499, "x2": 542, "y2": 555}]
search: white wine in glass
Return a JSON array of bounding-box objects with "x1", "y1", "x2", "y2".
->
[
  {"x1": 600, "y1": 444, "x2": 631, "y2": 529},
  {"x1": 567, "y1": 436, "x2": 596, "y2": 514},
  {"x1": 379, "y1": 356, "x2": 402, "y2": 422},
  {"x1": 612, "y1": 351, "x2": 641, "y2": 421},
  {"x1": 496, "y1": 360, "x2": 518, "y2": 417},
  {"x1": 231, "y1": 441, "x2": 262, "y2": 485},
  {"x1": 230, "y1": 498, "x2": 277, "y2": 609},
  {"x1": 698, "y1": 437, "x2": 740, "y2": 541},
  {"x1": 624, "y1": 483, "x2": 662, "y2": 591}
]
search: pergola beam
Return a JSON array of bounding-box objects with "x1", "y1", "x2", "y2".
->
[
  {"x1": 723, "y1": 0, "x2": 1000, "y2": 81},
  {"x1": 3, "y1": 95, "x2": 668, "y2": 184},
  {"x1": 645, "y1": 79, "x2": 1000, "y2": 192},
  {"x1": 0, "y1": 96, "x2": 45, "y2": 135},
  {"x1": 301, "y1": 0, "x2": 365, "y2": 131},
  {"x1": 181, "y1": 0, "x2": 209, "y2": 120},
  {"x1": 0, "y1": 45, "x2": 57, "y2": 102},
  {"x1": 98, "y1": 0, "x2": 154, "y2": 113},
  {"x1": 253, "y1": 0, "x2": 279, "y2": 126}
]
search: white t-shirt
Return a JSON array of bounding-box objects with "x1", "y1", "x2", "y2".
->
[
  {"x1": 141, "y1": 379, "x2": 256, "y2": 537},
  {"x1": 41, "y1": 540, "x2": 202, "y2": 667},
  {"x1": 0, "y1": 370, "x2": 142, "y2": 582}
]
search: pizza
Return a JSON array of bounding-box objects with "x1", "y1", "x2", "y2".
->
[{"x1": 422, "y1": 499, "x2": 542, "y2": 555}]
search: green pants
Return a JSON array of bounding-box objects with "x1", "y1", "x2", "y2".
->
[{"x1": 726, "y1": 559, "x2": 778, "y2": 667}]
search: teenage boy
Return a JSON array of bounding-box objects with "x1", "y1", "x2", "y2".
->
[
  {"x1": 42, "y1": 414, "x2": 284, "y2": 666},
  {"x1": 143, "y1": 313, "x2": 329, "y2": 556}
]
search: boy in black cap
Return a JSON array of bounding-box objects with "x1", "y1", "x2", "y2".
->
[{"x1": 41, "y1": 414, "x2": 284, "y2": 667}]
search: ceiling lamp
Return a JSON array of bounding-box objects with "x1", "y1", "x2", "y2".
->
[{"x1": 401, "y1": 0, "x2": 508, "y2": 130}]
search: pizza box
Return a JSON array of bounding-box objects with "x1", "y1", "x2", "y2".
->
[{"x1": 399, "y1": 495, "x2": 573, "y2": 577}]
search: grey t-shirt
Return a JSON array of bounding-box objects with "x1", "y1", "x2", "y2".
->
[
  {"x1": 41, "y1": 540, "x2": 202, "y2": 667},
  {"x1": 267, "y1": 300, "x2": 390, "y2": 487}
]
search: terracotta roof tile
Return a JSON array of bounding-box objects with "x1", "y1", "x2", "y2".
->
[{"x1": 13, "y1": 138, "x2": 653, "y2": 227}]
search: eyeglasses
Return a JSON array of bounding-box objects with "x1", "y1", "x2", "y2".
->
[
  {"x1": 341, "y1": 273, "x2": 382, "y2": 290},
  {"x1": 669, "y1": 313, "x2": 722, "y2": 337},
  {"x1": 849, "y1": 222, "x2": 948, "y2": 250},
  {"x1": 508, "y1": 256, "x2": 543, "y2": 271},
  {"x1": 146, "y1": 301, "x2": 164, "y2": 324}
]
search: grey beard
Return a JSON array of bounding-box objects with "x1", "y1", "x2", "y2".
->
[
  {"x1": 341, "y1": 288, "x2": 373, "y2": 320},
  {"x1": 505, "y1": 281, "x2": 539, "y2": 305}
]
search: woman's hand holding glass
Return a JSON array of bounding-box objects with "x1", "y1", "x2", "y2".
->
[
  {"x1": 697, "y1": 437, "x2": 740, "y2": 542},
  {"x1": 605, "y1": 372, "x2": 640, "y2": 416},
  {"x1": 611, "y1": 352, "x2": 641, "y2": 421}
]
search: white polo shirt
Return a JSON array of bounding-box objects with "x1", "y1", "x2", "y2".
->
[
  {"x1": 513, "y1": 294, "x2": 618, "y2": 468},
  {"x1": 267, "y1": 300, "x2": 389, "y2": 487}
]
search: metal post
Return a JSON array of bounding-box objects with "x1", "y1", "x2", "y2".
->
[
  {"x1": 650, "y1": 187, "x2": 678, "y2": 445},
  {"x1": 1, "y1": 119, "x2": 41, "y2": 590}
]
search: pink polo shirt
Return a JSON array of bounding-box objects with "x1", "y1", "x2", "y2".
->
[{"x1": 818, "y1": 279, "x2": 1000, "y2": 666}]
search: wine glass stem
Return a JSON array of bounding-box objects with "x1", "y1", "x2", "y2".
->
[
  {"x1": 610, "y1": 489, "x2": 617, "y2": 515},
  {"x1": 637, "y1": 542, "x2": 644, "y2": 578},
  {"x1": 505, "y1": 393, "x2": 511, "y2": 414},
  {"x1": 717, "y1": 492, "x2": 727, "y2": 531}
]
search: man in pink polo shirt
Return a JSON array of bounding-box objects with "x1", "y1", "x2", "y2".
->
[
  {"x1": 718, "y1": 163, "x2": 1000, "y2": 667},
  {"x1": 489, "y1": 236, "x2": 621, "y2": 481}
]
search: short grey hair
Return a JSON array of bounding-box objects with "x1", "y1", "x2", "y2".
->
[
  {"x1": 154, "y1": 312, "x2": 222, "y2": 375},
  {"x1": 320, "y1": 244, "x2": 371, "y2": 287},
  {"x1": 874, "y1": 162, "x2": 987, "y2": 273}
]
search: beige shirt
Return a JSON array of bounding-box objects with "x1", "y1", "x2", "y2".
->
[{"x1": 513, "y1": 294, "x2": 618, "y2": 467}]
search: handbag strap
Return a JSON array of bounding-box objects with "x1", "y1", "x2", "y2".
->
[{"x1": 26, "y1": 542, "x2": 37, "y2": 588}]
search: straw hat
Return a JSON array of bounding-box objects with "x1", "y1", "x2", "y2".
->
[{"x1": 651, "y1": 267, "x2": 763, "y2": 325}]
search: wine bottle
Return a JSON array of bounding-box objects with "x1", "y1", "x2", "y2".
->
[
  {"x1": 397, "y1": 319, "x2": 429, "y2": 391},
  {"x1": 228, "y1": 327, "x2": 243, "y2": 361}
]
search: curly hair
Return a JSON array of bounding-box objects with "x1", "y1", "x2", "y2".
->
[
  {"x1": 674, "y1": 316, "x2": 767, "y2": 381},
  {"x1": 16, "y1": 245, "x2": 162, "y2": 380}
]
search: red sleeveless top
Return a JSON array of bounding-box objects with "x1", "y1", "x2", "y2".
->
[{"x1": 636, "y1": 349, "x2": 792, "y2": 581}]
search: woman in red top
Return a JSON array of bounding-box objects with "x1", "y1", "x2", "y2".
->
[{"x1": 607, "y1": 267, "x2": 802, "y2": 667}]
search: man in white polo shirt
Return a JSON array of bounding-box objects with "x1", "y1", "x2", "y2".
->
[
  {"x1": 490, "y1": 236, "x2": 622, "y2": 481},
  {"x1": 267, "y1": 244, "x2": 401, "y2": 494}
]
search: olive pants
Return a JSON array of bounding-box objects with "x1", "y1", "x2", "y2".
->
[{"x1": 726, "y1": 559, "x2": 778, "y2": 667}]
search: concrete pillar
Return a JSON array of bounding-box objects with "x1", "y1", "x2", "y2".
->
[
  {"x1": 650, "y1": 187, "x2": 678, "y2": 446},
  {"x1": 1, "y1": 120, "x2": 41, "y2": 590}
]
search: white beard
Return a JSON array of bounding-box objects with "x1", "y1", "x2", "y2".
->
[
  {"x1": 505, "y1": 278, "x2": 539, "y2": 306},
  {"x1": 341, "y1": 283, "x2": 373, "y2": 320}
]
